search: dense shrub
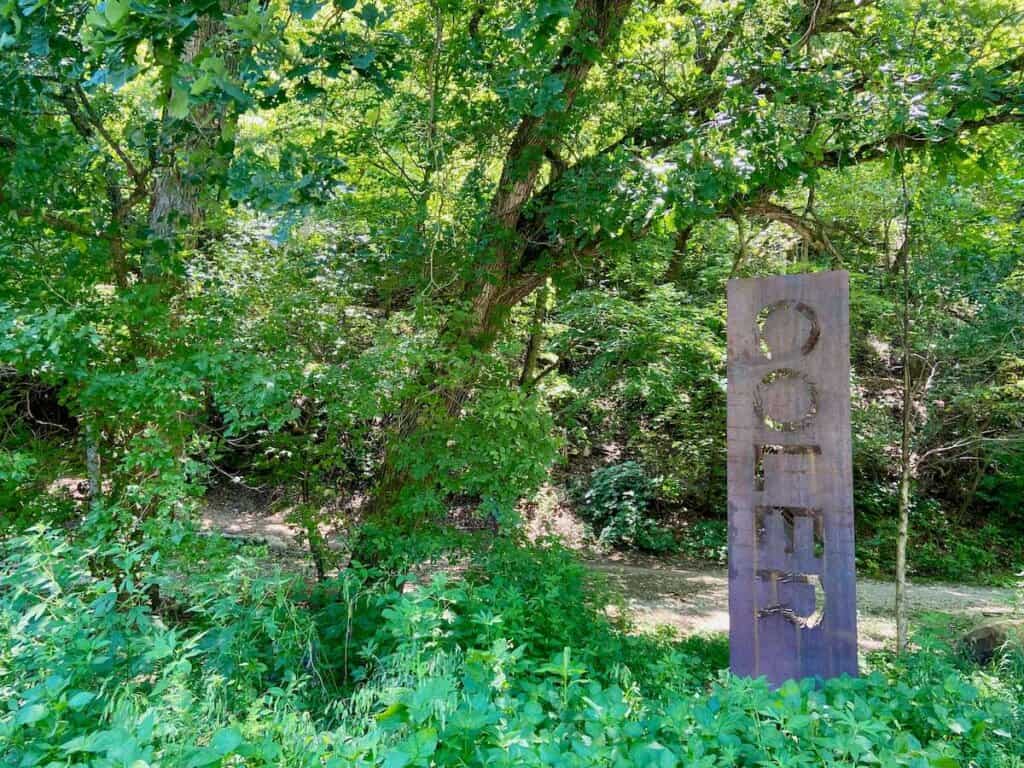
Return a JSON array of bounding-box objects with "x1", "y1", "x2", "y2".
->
[
  {"x1": 0, "y1": 526, "x2": 334, "y2": 766},
  {"x1": 552, "y1": 288, "x2": 728, "y2": 517},
  {"x1": 856, "y1": 488, "x2": 1024, "y2": 583},
  {"x1": 575, "y1": 462, "x2": 675, "y2": 552},
  {"x1": 363, "y1": 657, "x2": 1024, "y2": 768},
  {"x1": 314, "y1": 531, "x2": 720, "y2": 695},
  {"x1": 677, "y1": 519, "x2": 728, "y2": 564}
]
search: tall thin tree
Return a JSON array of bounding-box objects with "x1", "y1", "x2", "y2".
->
[{"x1": 894, "y1": 158, "x2": 913, "y2": 654}]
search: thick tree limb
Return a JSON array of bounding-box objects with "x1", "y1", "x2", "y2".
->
[
  {"x1": 463, "y1": 0, "x2": 634, "y2": 341},
  {"x1": 745, "y1": 200, "x2": 838, "y2": 259},
  {"x1": 513, "y1": 92, "x2": 1024, "y2": 300},
  {"x1": 511, "y1": 0, "x2": 874, "y2": 263},
  {"x1": 820, "y1": 112, "x2": 1024, "y2": 169}
]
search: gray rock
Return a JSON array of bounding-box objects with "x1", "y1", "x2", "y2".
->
[{"x1": 961, "y1": 619, "x2": 1024, "y2": 665}]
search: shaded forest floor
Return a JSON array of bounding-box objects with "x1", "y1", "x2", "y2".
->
[{"x1": 201, "y1": 484, "x2": 1020, "y2": 654}]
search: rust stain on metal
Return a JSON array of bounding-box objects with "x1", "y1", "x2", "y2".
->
[{"x1": 727, "y1": 270, "x2": 857, "y2": 686}]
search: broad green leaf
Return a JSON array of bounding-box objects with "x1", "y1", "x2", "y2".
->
[
  {"x1": 15, "y1": 703, "x2": 47, "y2": 725},
  {"x1": 67, "y1": 691, "x2": 96, "y2": 710},
  {"x1": 168, "y1": 88, "x2": 189, "y2": 119},
  {"x1": 211, "y1": 727, "x2": 244, "y2": 755},
  {"x1": 104, "y1": 0, "x2": 129, "y2": 25},
  {"x1": 185, "y1": 747, "x2": 220, "y2": 768}
]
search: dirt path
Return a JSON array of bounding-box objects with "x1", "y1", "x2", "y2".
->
[
  {"x1": 201, "y1": 492, "x2": 1020, "y2": 652},
  {"x1": 589, "y1": 555, "x2": 1019, "y2": 651}
]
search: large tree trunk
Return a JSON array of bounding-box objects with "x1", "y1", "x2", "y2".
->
[
  {"x1": 149, "y1": 15, "x2": 237, "y2": 248},
  {"x1": 459, "y1": 0, "x2": 631, "y2": 340},
  {"x1": 149, "y1": 168, "x2": 202, "y2": 242},
  {"x1": 664, "y1": 225, "x2": 693, "y2": 285},
  {"x1": 365, "y1": 0, "x2": 633, "y2": 518}
]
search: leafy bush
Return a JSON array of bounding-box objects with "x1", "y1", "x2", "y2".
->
[
  {"x1": 315, "y1": 532, "x2": 711, "y2": 695},
  {"x1": 0, "y1": 447, "x2": 78, "y2": 535},
  {"x1": 0, "y1": 525, "x2": 336, "y2": 766},
  {"x1": 856, "y1": 490, "x2": 1023, "y2": 583},
  {"x1": 678, "y1": 519, "x2": 728, "y2": 563},
  {"x1": 552, "y1": 288, "x2": 727, "y2": 516},
  {"x1": 576, "y1": 461, "x2": 675, "y2": 552},
  {"x1": 3, "y1": 525, "x2": 1023, "y2": 767},
  {"x1": 387, "y1": 383, "x2": 562, "y2": 524},
  {"x1": 363, "y1": 651, "x2": 1024, "y2": 768}
]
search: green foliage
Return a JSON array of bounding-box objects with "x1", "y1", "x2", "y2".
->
[
  {"x1": 978, "y1": 448, "x2": 1024, "y2": 530},
  {"x1": 553, "y1": 287, "x2": 727, "y2": 514},
  {"x1": 0, "y1": 447, "x2": 43, "y2": 531},
  {"x1": 318, "y1": 530, "x2": 717, "y2": 694},
  {"x1": 0, "y1": 388, "x2": 79, "y2": 533},
  {"x1": 360, "y1": 653, "x2": 1024, "y2": 768},
  {"x1": 575, "y1": 461, "x2": 675, "y2": 552},
  {"x1": 857, "y1": 490, "x2": 1024, "y2": 584},
  {"x1": 1, "y1": 0, "x2": 1023, "y2": 762},
  {"x1": 677, "y1": 519, "x2": 729, "y2": 564},
  {"x1": 388, "y1": 381, "x2": 562, "y2": 524},
  {"x1": 0, "y1": 525, "x2": 341, "y2": 766},
  {"x1": 2, "y1": 0, "x2": 1023, "y2": 584},
  {"x1": 3, "y1": 525, "x2": 1023, "y2": 767}
]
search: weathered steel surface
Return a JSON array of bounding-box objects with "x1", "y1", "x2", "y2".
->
[{"x1": 727, "y1": 270, "x2": 857, "y2": 686}]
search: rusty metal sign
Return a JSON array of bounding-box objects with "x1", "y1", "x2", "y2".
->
[{"x1": 727, "y1": 270, "x2": 857, "y2": 685}]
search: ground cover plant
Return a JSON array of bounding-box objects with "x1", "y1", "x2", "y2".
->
[{"x1": 2, "y1": 522, "x2": 1023, "y2": 767}]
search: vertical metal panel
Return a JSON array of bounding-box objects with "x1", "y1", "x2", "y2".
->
[{"x1": 727, "y1": 270, "x2": 857, "y2": 686}]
